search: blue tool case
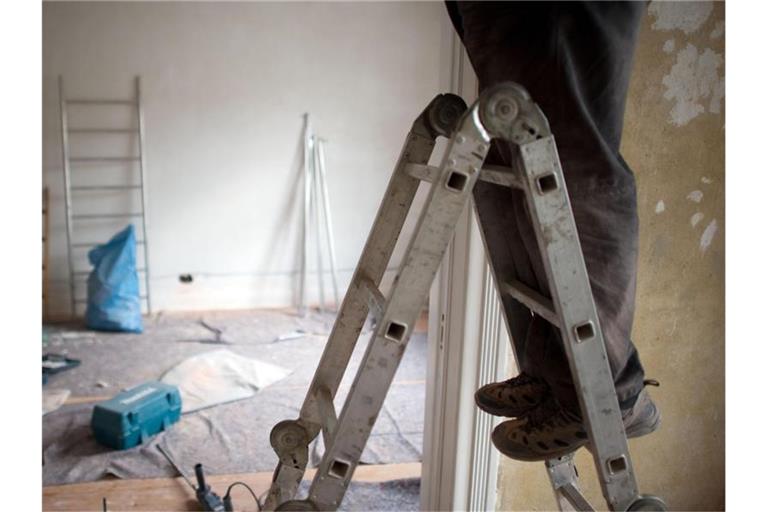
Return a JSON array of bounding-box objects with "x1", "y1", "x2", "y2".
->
[{"x1": 91, "y1": 381, "x2": 182, "y2": 450}]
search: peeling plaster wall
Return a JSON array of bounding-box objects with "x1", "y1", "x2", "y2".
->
[{"x1": 497, "y1": 2, "x2": 724, "y2": 510}]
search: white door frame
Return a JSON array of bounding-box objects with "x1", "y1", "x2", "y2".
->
[{"x1": 420, "y1": 26, "x2": 512, "y2": 512}]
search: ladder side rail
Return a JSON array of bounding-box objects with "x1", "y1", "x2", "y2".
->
[
  {"x1": 135, "y1": 76, "x2": 152, "y2": 314},
  {"x1": 58, "y1": 76, "x2": 78, "y2": 318},
  {"x1": 516, "y1": 136, "x2": 638, "y2": 510},
  {"x1": 264, "y1": 94, "x2": 467, "y2": 510},
  {"x1": 43, "y1": 188, "x2": 50, "y2": 314},
  {"x1": 296, "y1": 96, "x2": 462, "y2": 429},
  {"x1": 264, "y1": 132, "x2": 426, "y2": 509},
  {"x1": 474, "y1": 172, "x2": 596, "y2": 512},
  {"x1": 296, "y1": 133, "x2": 430, "y2": 426},
  {"x1": 306, "y1": 106, "x2": 490, "y2": 510}
]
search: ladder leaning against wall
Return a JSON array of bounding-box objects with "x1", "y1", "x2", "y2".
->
[{"x1": 58, "y1": 75, "x2": 152, "y2": 318}]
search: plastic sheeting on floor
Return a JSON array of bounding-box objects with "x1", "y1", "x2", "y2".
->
[{"x1": 161, "y1": 349, "x2": 290, "y2": 413}]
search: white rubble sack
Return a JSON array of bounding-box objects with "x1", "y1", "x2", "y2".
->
[{"x1": 161, "y1": 349, "x2": 290, "y2": 413}]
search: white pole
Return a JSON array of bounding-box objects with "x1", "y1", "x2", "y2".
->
[
  {"x1": 311, "y1": 135, "x2": 326, "y2": 313},
  {"x1": 299, "y1": 114, "x2": 312, "y2": 317},
  {"x1": 316, "y1": 139, "x2": 340, "y2": 310}
]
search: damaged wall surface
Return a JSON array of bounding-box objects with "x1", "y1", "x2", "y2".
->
[
  {"x1": 497, "y1": 2, "x2": 725, "y2": 510},
  {"x1": 43, "y1": 1, "x2": 451, "y2": 317}
]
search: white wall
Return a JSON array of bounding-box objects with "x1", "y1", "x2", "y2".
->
[{"x1": 43, "y1": 1, "x2": 453, "y2": 317}]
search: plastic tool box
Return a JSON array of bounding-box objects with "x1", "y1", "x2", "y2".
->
[{"x1": 91, "y1": 381, "x2": 182, "y2": 450}]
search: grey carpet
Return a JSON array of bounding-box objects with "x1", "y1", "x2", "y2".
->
[
  {"x1": 310, "y1": 478, "x2": 420, "y2": 511},
  {"x1": 43, "y1": 309, "x2": 427, "y2": 487}
]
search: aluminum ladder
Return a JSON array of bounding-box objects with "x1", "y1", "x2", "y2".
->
[
  {"x1": 263, "y1": 83, "x2": 666, "y2": 511},
  {"x1": 58, "y1": 75, "x2": 152, "y2": 318}
]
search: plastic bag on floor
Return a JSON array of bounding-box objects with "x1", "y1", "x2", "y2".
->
[
  {"x1": 85, "y1": 225, "x2": 143, "y2": 333},
  {"x1": 161, "y1": 349, "x2": 291, "y2": 413}
]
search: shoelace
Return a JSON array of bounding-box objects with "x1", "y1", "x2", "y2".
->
[{"x1": 503, "y1": 373, "x2": 535, "y2": 387}]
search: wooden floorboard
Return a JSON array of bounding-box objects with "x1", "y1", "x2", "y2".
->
[{"x1": 43, "y1": 463, "x2": 421, "y2": 511}]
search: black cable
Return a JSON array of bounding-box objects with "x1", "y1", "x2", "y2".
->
[{"x1": 224, "y1": 481, "x2": 263, "y2": 512}]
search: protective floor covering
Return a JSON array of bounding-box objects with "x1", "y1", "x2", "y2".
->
[
  {"x1": 43, "y1": 309, "x2": 427, "y2": 487},
  {"x1": 311, "y1": 478, "x2": 420, "y2": 511}
]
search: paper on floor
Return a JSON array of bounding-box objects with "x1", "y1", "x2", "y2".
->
[
  {"x1": 160, "y1": 349, "x2": 290, "y2": 413},
  {"x1": 43, "y1": 389, "x2": 71, "y2": 415}
]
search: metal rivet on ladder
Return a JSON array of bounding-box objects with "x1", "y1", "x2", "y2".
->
[
  {"x1": 446, "y1": 171, "x2": 469, "y2": 193},
  {"x1": 384, "y1": 321, "x2": 407, "y2": 342},
  {"x1": 573, "y1": 321, "x2": 595, "y2": 342},
  {"x1": 536, "y1": 173, "x2": 559, "y2": 194},
  {"x1": 607, "y1": 455, "x2": 628, "y2": 475},
  {"x1": 329, "y1": 459, "x2": 351, "y2": 480}
]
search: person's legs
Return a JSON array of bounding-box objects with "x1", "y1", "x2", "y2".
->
[{"x1": 451, "y1": 1, "x2": 648, "y2": 413}]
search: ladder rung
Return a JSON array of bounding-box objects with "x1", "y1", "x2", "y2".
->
[
  {"x1": 359, "y1": 276, "x2": 385, "y2": 321},
  {"x1": 66, "y1": 99, "x2": 136, "y2": 106},
  {"x1": 500, "y1": 279, "x2": 560, "y2": 328},
  {"x1": 72, "y1": 241, "x2": 145, "y2": 248},
  {"x1": 315, "y1": 387, "x2": 337, "y2": 448},
  {"x1": 68, "y1": 128, "x2": 138, "y2": 134},
  {"x1": 72, "y1": 213, "x2": 143, "y2": 220},
  {"x1": 71, "y1": 185, "x2": 141, "y2": 191},
  {"x1": 74, "y1": 294, "x2": 147, "y2": 303},
  {"x1": 69, "y1": 157, "x2": 141, "y2": 163},
  {"x1": 559, "y1": 483, "x2": 594, "y2": 512},
  {"x1": 479, "y1": 164, "x2": 524, "y2": 189},
  {"x1": 74, "y1": 268, "x2": 147, "y2": 276},
  {"x1": 404, "y1": 163, "x2": 439, "y2": 183}
]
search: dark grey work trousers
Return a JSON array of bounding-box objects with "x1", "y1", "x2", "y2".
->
[{"x1": 446, "y1": 1, "x2": 647, "y2": 412}]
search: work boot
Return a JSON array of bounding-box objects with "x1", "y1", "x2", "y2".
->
[
  {"x1": 491, "y1": 384, "x2": 661, "y2": 462},
  {"x1": 474, "y1": 372, "x2": 549, "y2": 418}
]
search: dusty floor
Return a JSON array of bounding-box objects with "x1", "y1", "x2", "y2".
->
[{"x1": 42, "y1": 308, "x2": 426, "y2": 509}]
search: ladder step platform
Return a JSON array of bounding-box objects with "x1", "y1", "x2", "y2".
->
[
  {"x1": 71, "y1": 185, "x2": 142, "y2": 191},
  {"x1": 69, "y1": 156, "x2": 141, "y2": 162},
  {"x1": 68, "y1": 128, "x2": 139, "y2": 134},
  {"x1": 71, "y1": 240, "x2": 146, "y2": 248},
  {"x1": 66, "y1": 99, "x2": 136, "y2": 106},
  {"x1": 500, "y1": 279, "x2": 559, "y2": 328},
  {"x1": 479, "y1": 163, "x2": 525, "y2": 189}
]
